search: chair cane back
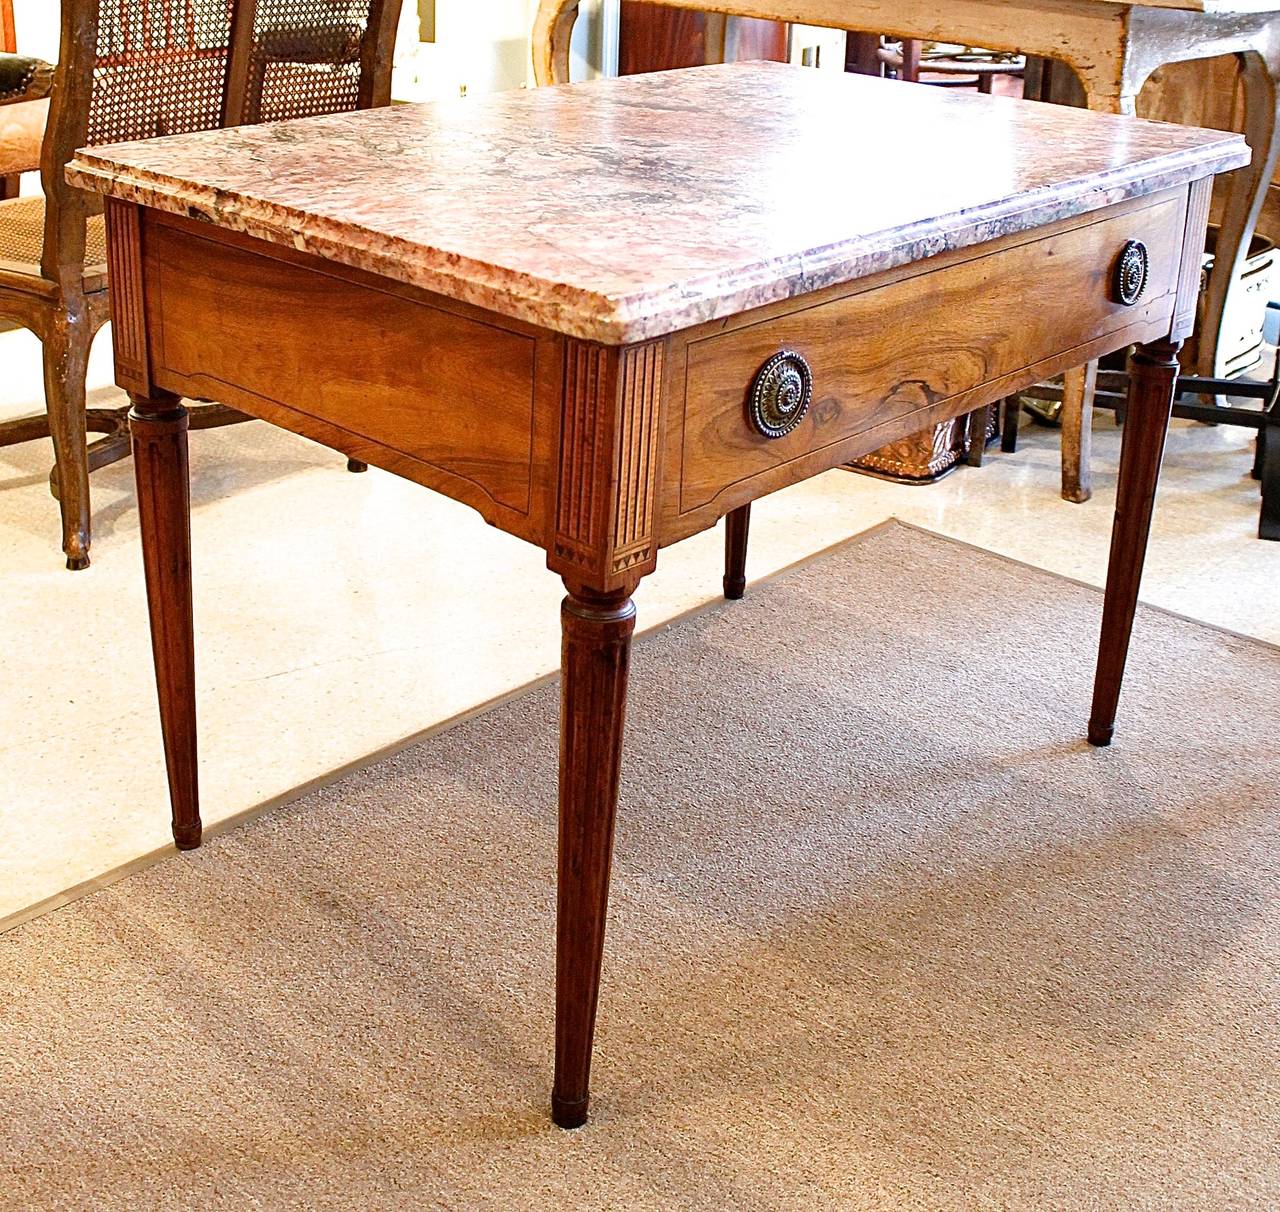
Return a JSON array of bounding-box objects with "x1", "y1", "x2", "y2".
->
[{"x1": 0, "y1": 0, "x2": 402, "y2": 569}]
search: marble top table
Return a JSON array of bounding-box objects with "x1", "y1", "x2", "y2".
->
[
  {"x1": 537, "y1": 0, "x2": 1280, "y2": 503},
  {"x1": 70, "y1": 62, "x2": 1245, "y2": 1128}
]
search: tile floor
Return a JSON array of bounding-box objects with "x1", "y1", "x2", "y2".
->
[{"x1": 2, "y1": 325, "x2": 1277, "y2": 929}]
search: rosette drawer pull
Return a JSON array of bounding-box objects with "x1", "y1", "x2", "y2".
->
[
  {"x1": 748, "y1": 350, "x2": 813, "y2": 439},
  {"x1": 1112, "y1": 240, "x2": 1149, "y2": 307}
]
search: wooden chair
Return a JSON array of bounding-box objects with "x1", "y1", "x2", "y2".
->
[
  {"x1": 879, "y1": 40, "x2": 1025, "y2": 95},
  {"x1": 0, "y1": 0, "x2": 402, "y2": 569}
]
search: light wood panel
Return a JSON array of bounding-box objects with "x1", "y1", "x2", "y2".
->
[
  {"x1": 664, "y1": 190, "x2": 1190, "y2": 533},
  {"x1": 143, "y1": 213, "x2": 558, "y2": 542}
]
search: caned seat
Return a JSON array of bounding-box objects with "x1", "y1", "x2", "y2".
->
[
  {"x1": 0, "y1": 0, "x2": 403, "y2": 571},
  {"x1": 0, "y1": 196, "x2": 107, "y2": 287}
]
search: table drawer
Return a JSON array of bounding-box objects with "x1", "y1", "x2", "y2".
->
[{"x1": 675, "y1": 191, "x2": 1187, "y2": 517}]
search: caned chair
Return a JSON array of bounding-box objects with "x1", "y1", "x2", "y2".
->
[{"x1": 0, "y1": 0, "x2": 402, "y2": 569}]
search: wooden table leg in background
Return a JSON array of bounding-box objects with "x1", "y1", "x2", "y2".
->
[
  {"x1": 1061, "y1": 361, "x2": 1098, "y2": 504},
  {"x1": 131, "y1": 392, "x2": 202, "y2": 851},
  {"x1": 723, "y1": 503, "x2": 751, "y2": 600},
  {"x1": 1088, "y1": 337, "x2": 1181, "y2": 748},
  {"x1": 554, "y1": 581, "x2": 638, "y2": 1129}
]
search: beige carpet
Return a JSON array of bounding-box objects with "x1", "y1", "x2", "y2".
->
[{"x1": 4, "y1": 521, "x2": 1278, "y2": 1211}]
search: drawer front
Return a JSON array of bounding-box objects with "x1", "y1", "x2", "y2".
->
[{"x1": 676, "y1": 192, "x2": 1186, "y2": 516}]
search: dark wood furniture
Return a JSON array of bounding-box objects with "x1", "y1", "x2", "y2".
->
[
  {"x1": 0, "y1": 0, "x2": 401, "y2": 570},
  {"x1": 70, "y1": 63, "x2": 1243, "y2": 1128},
  {"x1": 618, "y1": 2, "x2": 787, "y2": 73},
  {"x1": 878, "y1": 40, "x2": 1024, "y2": 94}
]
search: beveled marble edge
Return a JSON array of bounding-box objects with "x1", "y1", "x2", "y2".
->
[{"x1": 68, "y1": 137, "x2": 1247, "y2": 346}]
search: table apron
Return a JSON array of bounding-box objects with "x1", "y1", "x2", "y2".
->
[
  {"x1": 660, "y1": 187, "x2": 1190, "y2": 543},
  {"x1": 110, "y1": 183, "x2": 1199, "y2": 588}
]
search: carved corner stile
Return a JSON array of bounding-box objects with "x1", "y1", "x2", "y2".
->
[
  {"x1": 1171, "y1": 176, "x2": 1213, "y2": 343},
  {"x1": 550, "y1": 337, "x2": 666, "y2": 593},
  {"x1": 104, "y1": 198, "x2": 153, "y2": 397}
]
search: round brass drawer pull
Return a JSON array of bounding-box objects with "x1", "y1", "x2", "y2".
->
[
  {"x1": 748, "y1": 350, "x2": 813, "y2": 440},
  {"x1": 1113, "y1": 240, "x2": 1149, "y2": 307}
]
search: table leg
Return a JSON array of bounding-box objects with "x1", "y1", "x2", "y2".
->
[
  {"x1": 1258, "y1": 423, "x2": 1280, "y2": 540},
  {"x1": 1059, "y1": 85, "x2": 1137, "y2": 504},
  {"x1": 965, "y1": 403, "x2": 993, "y2": 467},
  {"x1": 131, "y1": 392, "x2": 201, "y2": 850},
  {"x1": 1061, "y1": 361, "x2": 1098, "y2": 504},
  {"x1": 1001, "y1": 395, "x2": 1021, "y2": 453},
  {"x1": 1088, "y1": 338, "x2": 1181, "y2": 748},
  {"x1": 723, "y1": 503, "x2": 751, "y2": 600},
  {"x1": 1199, "y1": 48, "x2": 1280, "y2": 380},
  {"x1": 554, "y1": 581, "x2": 636, "y2": 1128}
]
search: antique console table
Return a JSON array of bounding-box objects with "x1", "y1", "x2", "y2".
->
[
  {"x1": 536, "y1": 0, "x2": 1280, "y2": 504},
  {"x1": 69, "y1": 64, "x2": 1244, "y2": 1127}
]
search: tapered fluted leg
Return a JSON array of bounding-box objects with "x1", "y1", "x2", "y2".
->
[
  {"x1": 554, "y1": 583, "x2": 636, "y2": 1129},
  {"x1": 131, "y1": 393, "x2": 201, "y2": 850},
  {"x1": 723, "y1": 504, "x2": 751, "y2": 600},
  {"x1": 1088, "y1": 339, "x2": 1180, "y2": 747}
]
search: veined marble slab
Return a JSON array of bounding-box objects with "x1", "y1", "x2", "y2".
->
[{"x1": 68, "y1": 62, "x2": 1247, "y2": 344}]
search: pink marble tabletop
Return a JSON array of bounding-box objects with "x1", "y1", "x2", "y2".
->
[{"x1": 68, "y1": 62, "x2": 1247, "y2": 344}]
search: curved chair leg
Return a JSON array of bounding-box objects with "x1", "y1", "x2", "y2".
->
[{"x1": 43, "y1": 310, "x2": 93, "y2": 570}]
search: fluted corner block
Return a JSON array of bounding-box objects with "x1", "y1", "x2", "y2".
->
[{"x1": 551, "y1": 339, "x2": 665, "y2": 592}]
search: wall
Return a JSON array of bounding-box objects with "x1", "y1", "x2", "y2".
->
[
  {"x1": 397, "y1": 0, "x2": 537, "y2": 100},
  {"x1": 12, "y1": 0, "x2": 59, "y2": 60},
  {"x1": 9, "y1": 2, "x2": 608, "y2": 100}
]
